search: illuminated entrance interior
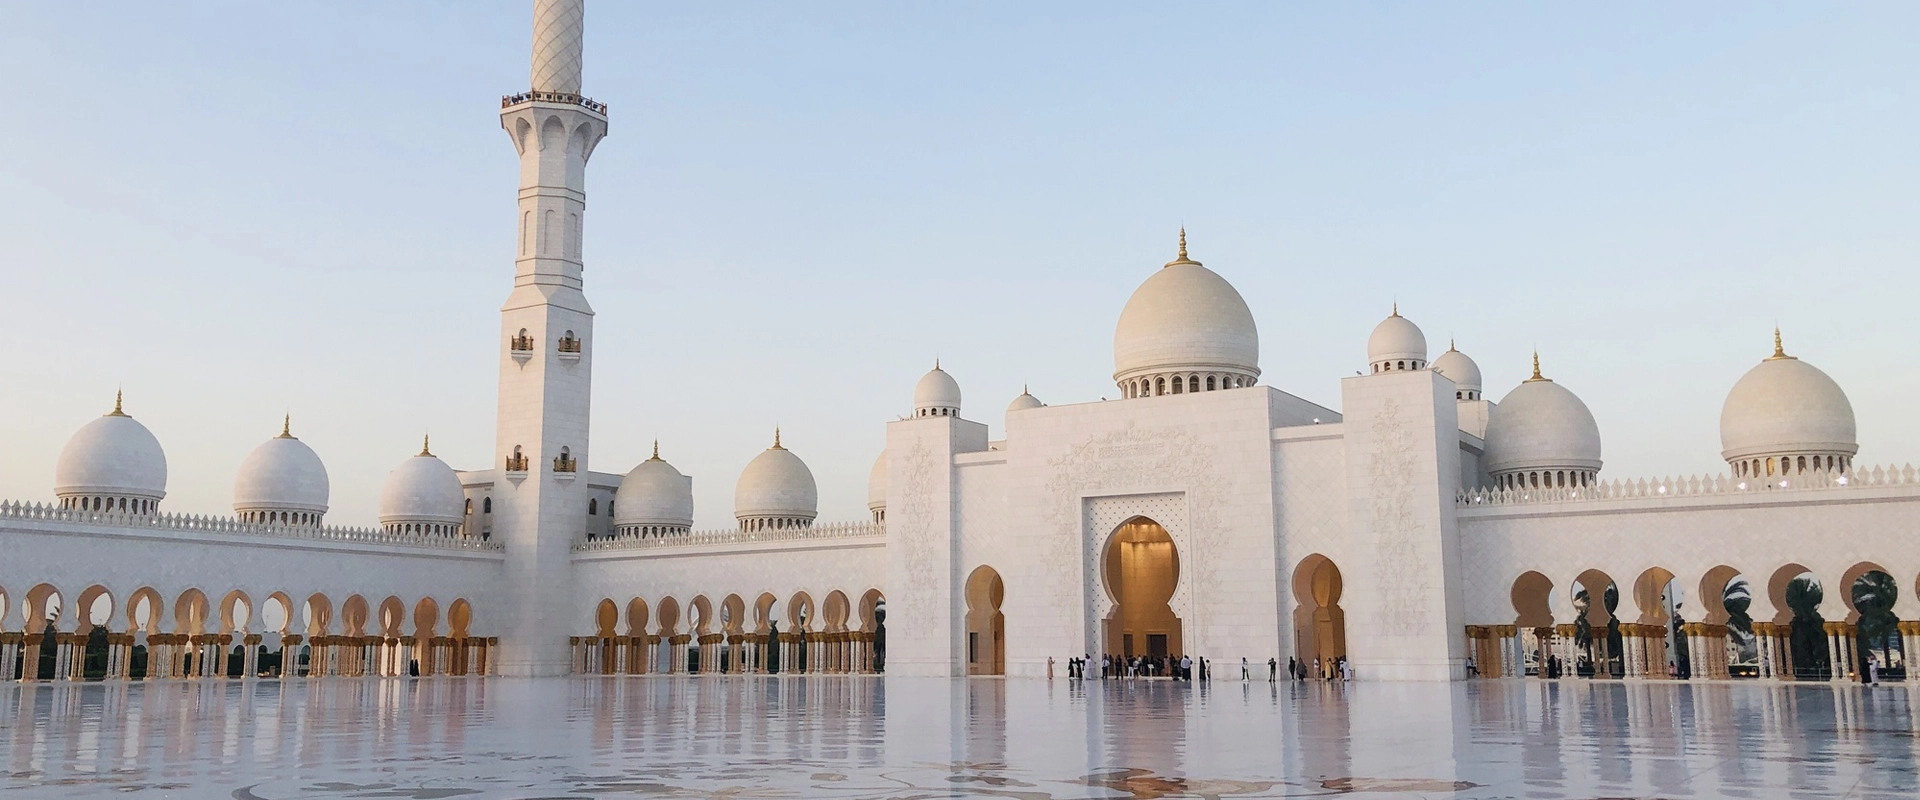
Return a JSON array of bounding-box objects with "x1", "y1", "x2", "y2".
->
[
  {"x1": 965, "y1": 565, "x2": 1005, "y2": 675},
  {"x1": 1292, "y1": 554, "x2": 1346, "y2": 675},
  {"x1": 1103, "y1": 518, "x2": 1181, "y2": 661}
]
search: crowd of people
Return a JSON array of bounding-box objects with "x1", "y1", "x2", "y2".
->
[{"x1": 1055, "y1": 653, "x2": 1355, "y2": 682}]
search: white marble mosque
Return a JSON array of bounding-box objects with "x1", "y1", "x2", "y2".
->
[{"x1": 4, "y1": 0, "x2": 1920, "y2": 697}]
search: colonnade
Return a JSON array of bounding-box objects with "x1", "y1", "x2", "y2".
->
[
  {"x1": 1465, "y1": 620, "x2": 1907, "y2": 683},
  {"x1": 0, "y1": 630, "x2": 496, "y2": 681},
  {"x1": 571, "y1": 629, "x2": 881, "y2": 676}
]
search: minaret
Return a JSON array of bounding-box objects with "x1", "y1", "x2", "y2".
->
[{"x1": 494, "y1": 0, "x2": 607, "y2": 677}]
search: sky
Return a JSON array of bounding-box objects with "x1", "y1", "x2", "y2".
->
[{"x1": 1, "y1": 2, "x2": 1916, "y2": 530}]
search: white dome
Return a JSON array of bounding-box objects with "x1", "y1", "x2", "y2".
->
[
  {"x1": 1113, "y1": 232, "x2": 1259, "y2": 385},
  {"x1": 735, "y1": 432, "x2": 818, "y2": 522},
  {"x1": 1720, "y1": 334, "x2": 1856, "y2": 464},
  {"x1": 233, "y1": 421, "x2": 329, "y2": 516},
  {"x1": 1367, "y1": 309, "x2": 1428, "y2": 370},
  {"x1": 1484, "y1": 359, "x2": 1602, "y2": 477},
  {"x1": 55, "y1": 395, "x2": 167, "y2": 504},
  {"x1": 614, "y1": 446, "x2": 694, "y2": 528},
  {"x1": 1432, "y1": 344, "x2": 1483, "y2": 397},
  {"x1": 914, "y1": 364, "x2": 962, "y2": 416},
  {"x1": 1007, "y1": 388, "x2": 1043, "y2": 414},
  {"x1": 378, "y1": 444, "x2": 466, "y2": 526},
  {"x1": 867, "y1": 452, "x2": 887, "y2": 512}
]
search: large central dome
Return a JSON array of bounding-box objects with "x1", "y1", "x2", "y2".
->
[{"x1": 1112, "y1": 231, "x2": 1260, "y2": 396}]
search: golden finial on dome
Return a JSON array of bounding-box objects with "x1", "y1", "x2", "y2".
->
[
  {"x1": 1164, "y1": 227, "x2": 1202, "y2": 268},
  {"x1": 1524, "y1": 350, "x2": 1551, "y2": 383},
  {"x1": 1392, "y1": 301, "x2": 1400, "y2": 318},
  {"x1": 1766, "y1": 326, "x2": 1796, "y2": 361},
  {"x1": 419, "y1": 434, "x2": 433, "y2": 457},
  {"x1": 773, "y1": 427, "x2": 783, "y2": 449},
  {"x1": 1448, "y1": 337, "x2": 1457, "y2": 353},
  {"x1": 279, "y1": 413, "x2": 294, "y2": 439},
  {"x1": 650, "y1": 439, "x2": 661, "y2": 461},
  {"x1": 108, "y1": 389, "x2": 126, "y2": 417}
]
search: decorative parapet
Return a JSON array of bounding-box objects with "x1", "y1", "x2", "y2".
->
[
  {"x1": 1457, "y1": 464, "x2": 1919, "y2": 508},
  {"x1": 573, "y1": 520, "x2": 884, "y2": 553},
  {"x1": 0, "y1": 500, "x2": 502, "y2": 551}
]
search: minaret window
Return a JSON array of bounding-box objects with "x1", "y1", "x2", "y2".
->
[
  {"x1": 507, "y1": 446, "x2": 529, "y2": 472},
  {"x1": 511, "y1": 329, "x2": 535, "y2": 352},
  {"x1": 554, "y1": 446, "x2": 576, "y2": 473},
  {"x1": 557, "y1": 331, "x2": 581, "y2": 353},
  {"x1": 483, "y1": 497, "x2": 492, "y2": 513}
]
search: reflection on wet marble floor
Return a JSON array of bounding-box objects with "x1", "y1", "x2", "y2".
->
[{"x1": 3, "y1": 677, "x2": 1916, "y2": 799}]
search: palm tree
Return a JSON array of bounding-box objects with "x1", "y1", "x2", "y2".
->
[
  {"x1": 1723, "y1": 579, "x2": 1758, "y2": 669},
  {"x1": 1786, "y1": 575, "x2": 1829, "y2": 680},
  {"x1": 1851, "y1": 571, "x2": 1902, "y2": 676}
]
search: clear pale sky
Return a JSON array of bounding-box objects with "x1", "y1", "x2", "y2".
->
[{"x1": 2, "y1": 2, "x2": 1916, "y2": 530}]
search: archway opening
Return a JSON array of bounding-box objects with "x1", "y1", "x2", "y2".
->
[
  {"x1": 1511, "y1": 571, "x2": 1553, "y2": 676},
  {"x1": 1630, "y1": 567, "x2": 1686, "y2": 679},
  {"x1": 1698, "y1": 566, "x2": 1757, "y2": 678},
  {"x1": 1292, "y1": 555, "x2": 1345, "y2": 678},
  {"x1": 1769, "y1": 565, "x2": 1830, "y2": 680},
  {"x1": 1846, "y1": 565, "x2": 1903, "y2": 681},
  {"x1": 1103, "y1": 518, "x2": 1180, "y2": 667},
  {"x1": 965, "y1": 566, "x2": 1006, "y2": 675},
  {"x1": 859, "y1": 589, "x2": 886, "y2": 673},
  {"x1": 1571, "y1": 570, "x2": 1621, "y2": 678}
]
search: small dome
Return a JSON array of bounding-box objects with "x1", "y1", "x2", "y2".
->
[
  {"x1": 233, "y1": 417, "x2": 330, "y2": 517},
  {"x1": 615, "y1": 443, "x2": 694, "y2": 528},
  {"x1": 378, "y1": 439, "x2": 466, "y2": 527},
  {"x1": 55, "y1": 393, "x2": 167, "y2": 506},
  {"x1": 1720, "y1": 331, "x2": 1857, "y2": 466},
  {"x1": 1113, "y1": 230, "x2": 1260, "y2": 388},
  {"x1": 1432, "y1": 343, "x2": 1483, "y2": 399},
  {"x1": 1007, "y1": 387, "x2": 1043, "y2": 414},
  {"x1": 867, "y1": 452, "x2": 888, "y2": 512},
  {"x1": 914, "y1": 363, "x2": 962, "y2": 417},
  {"x1": 1367, "y1": 307, "x2": 1428, "y2": 372},
  {"x1": 1484, "y1": 356, "x2": 1602, "y2": 478},
  {"x1": 735, "y1": 430, "x2": 818, "y2": 522}
]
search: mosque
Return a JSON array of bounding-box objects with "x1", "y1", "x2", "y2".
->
[{"x1": 3, "y1": 0, "x2": 1918, "y2": 685}]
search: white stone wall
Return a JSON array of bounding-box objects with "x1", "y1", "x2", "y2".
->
[
  {"x1": 1458, "y1": 480, "x2": 1920, "y2": 627},
  {"x1": 1337, "y1": 370, "x2": 1468, "y2": 680},
  {"x1": 571, "y1": 537, "x2": 886, "y2": 637},
  {"x1": 0, "y1": 514, "x2": 502, "y2": 638},
  {"x1": 964, "y1": 386, "x2": 1339, "y2": 677}
]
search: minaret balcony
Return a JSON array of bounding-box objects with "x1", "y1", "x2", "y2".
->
[
  {"x1": 510, "y1": 335, "x2": 536, "y2": 365},
  {"x1": 500, "y1": 91, "x2": 608, "y2": 115},
  {"x1": 556, "y1": 337, "x2": 582, "y2": 364}
]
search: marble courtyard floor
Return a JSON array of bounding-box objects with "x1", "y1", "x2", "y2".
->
[{"x1": 2, "y1": 676, "x2": 1915, "y2": 799}]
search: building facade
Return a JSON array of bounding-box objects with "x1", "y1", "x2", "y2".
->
[{"x1": 3, "y1": 0, "x2": 1917, "y2": 685}]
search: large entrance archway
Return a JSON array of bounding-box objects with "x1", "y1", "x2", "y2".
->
[
  {"x1": 1102, "y1": 518, "x2": 1181, "y2": 664},
  {"x1": 965, "y1": 566, "x2": 1005, "y2": 675},
  {"x1": 1293, "y1": 554, "x2": 1346, "y2": 678}
]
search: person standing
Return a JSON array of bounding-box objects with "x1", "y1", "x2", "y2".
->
[
  {"x1": 1313, "y1": 656, "x2": 1322, "y2": 681},
  {"x1": 1339, "y1": 658, "x2": 1352, "y2": 682},
  {"x1": 1047, "y1": 656, "x2": 1055, "y2": 680},
  {"x1": 1268, "y1": 657, "x2": 1277, "y2": 681}
]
